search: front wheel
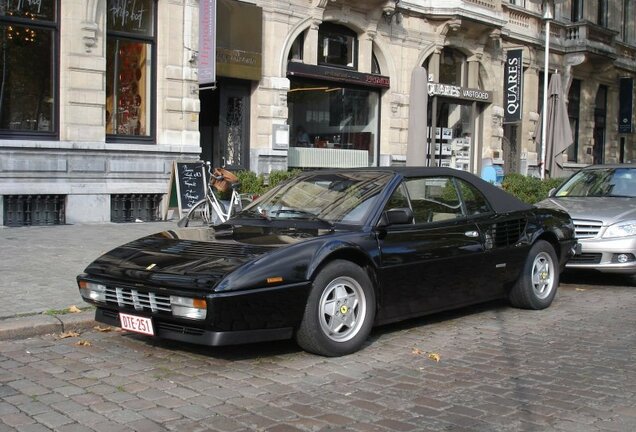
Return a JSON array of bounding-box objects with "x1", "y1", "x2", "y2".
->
[
  {"x1": 296, "y1": 260, "x2": 376, "y2": 357},
  {"x1": 509, "y1": 240, "x2": 559, "y2": 310},
  {"x1": 177, "y1": 198, "x2": 223, "y2": 227}
]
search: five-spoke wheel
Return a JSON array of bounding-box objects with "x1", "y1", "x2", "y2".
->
[
  {"x1": 509, "y1": 240, "x2": 559, "y2": 310},
  {"x1": 296, "y1": 260, "x2": 375, "y2": 356}
]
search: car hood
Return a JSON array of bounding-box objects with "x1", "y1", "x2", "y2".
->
[
  {"x1": 83, "y1": 224, "x2": 331, "y2": 292},
  {"x1": 537, "y1": 197, "x2": 636, "y2": 224}
]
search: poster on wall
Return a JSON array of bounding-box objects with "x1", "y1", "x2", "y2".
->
[{"x1": 504, "y1": 49, "x2": 523, "y2": 123}]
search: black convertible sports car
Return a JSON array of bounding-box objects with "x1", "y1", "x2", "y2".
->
[{"x1": 78, "y1": 167, "x2": 578, "y2": 356}]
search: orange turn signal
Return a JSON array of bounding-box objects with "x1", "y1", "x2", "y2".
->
[
  {"x1": 193, "y1": 298, "x2": 207, "y2": 309},
  {"x1": 266, "y1": 277, "x2": 283, "y2": 284}
]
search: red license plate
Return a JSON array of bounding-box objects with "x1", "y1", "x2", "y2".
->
[{"x1": 119, "y1": 313, "x2": 154, "y2": 336}]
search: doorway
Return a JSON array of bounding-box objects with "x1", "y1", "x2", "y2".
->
[
  {"x1": 593, "y1": 85, "x2": 607, "y2": 165},
  {"x1": 199, "y1": 78, "x2": 251, "y2": 170}
]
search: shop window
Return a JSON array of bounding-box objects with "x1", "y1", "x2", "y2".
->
[
  {"x1": 106, "y1": 0, "x2": 156, "y2": 140},
  {"x1": 288, "y1": 31, "x2": 304, "y2": 62},
  {"x1": 0, "y1": 1, "x2": 57, "y2": 137},
  {"x1": 288, "y1": 80, "x2": 380, "y2": 168},
  {"x1": 439, "y1": 48, "x2": 466, "y2": 87},
  {"x1": 318, "y1": 23, "x2": 357, "y2": 69},
  {"x1": 372, "y1": 52, "x2": 381, "y2": 74}
]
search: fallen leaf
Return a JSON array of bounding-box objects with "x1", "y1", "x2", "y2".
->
[
  {"x1": 428, "y1": 353, "x2": 441, "y2": 362},
  {"x1": 58, "y1": 331, "x2": 80, "y2": 339},
  {"x1": 411, "y1": 347, "x2": 424, "y2": 355},
  {"x1": 93, "y1": 325, "x2": 112, "y2": 333},
  {"x1": 575, "y1": 288, "x2": 587, "y2": 292},
  {"x1": 67, "y1": 305, "x2": 82, "y2": 313},
  {"x1": 75, "y1": 340, "x2": 92, "y2": 347}
]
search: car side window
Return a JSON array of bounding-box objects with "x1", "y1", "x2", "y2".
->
[
  {"x1": 384, "y1": 182, "x2": 410, "y2": 210},
  {"x1": 405, "y1": 177, "x2": 463, "y2": 223},
  {"x1": 456, "y1": 179, "x2": 492, "y2": 216}
]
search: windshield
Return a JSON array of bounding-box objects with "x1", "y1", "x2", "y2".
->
[
  {"x1": 240, "y1": 171, "x2": 393, "y2": 225},
  {"x1": 555, "y1": 167, "x2": 636, "y2": 198}
]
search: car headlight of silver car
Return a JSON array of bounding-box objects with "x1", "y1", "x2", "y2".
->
[{"x1": 602, "y1": 220, "x2": 636, "y2": 239}]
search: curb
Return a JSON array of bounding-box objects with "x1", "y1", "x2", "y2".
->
[{"x1": 0, "y1": 311, "x2": 97, "y2": 341}]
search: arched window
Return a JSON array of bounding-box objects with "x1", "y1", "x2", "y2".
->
[
  {"x1": 439, "y1": 48, "x2": 467, "y2": 86},
  {"x1": 318, "y1": 23, "x2": 357, "y2": 69}
]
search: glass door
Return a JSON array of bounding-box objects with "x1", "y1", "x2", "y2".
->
[{"x1": 218, "y1": 82, "x2": 250, "y2": 170}]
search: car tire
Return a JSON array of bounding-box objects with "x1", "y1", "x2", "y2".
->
[
  {"x1": 296, "y1": 260, "x2": 376, "y2": 357},
  {"x1": 509, "y1": 240, "x2": 559, "y2": 310}
]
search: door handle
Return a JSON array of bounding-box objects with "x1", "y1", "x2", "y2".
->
[{"x1": 464, "y1": 230, "x2": 479, "y2": 238}]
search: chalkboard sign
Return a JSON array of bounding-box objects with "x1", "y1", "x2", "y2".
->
[{"x1": 166, "y1": 161, "x2": 207, "y2": 219}]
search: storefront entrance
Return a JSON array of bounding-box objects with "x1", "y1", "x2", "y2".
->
[
  {"x1": 199, "y1": 78, "x2": 251, "y2": 170},
  {"x1": 424, "y1": 82, "x2": 491, "y2": 173}
]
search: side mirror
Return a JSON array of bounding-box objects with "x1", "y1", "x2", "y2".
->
[
  {"x1": 380, "y1": 208, "x2": 414, "y2": 226},
  {"x1": 548, "y1": 188, "x2": 556, "y2": 197}
]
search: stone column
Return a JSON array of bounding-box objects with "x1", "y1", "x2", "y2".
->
[{"x1": 304, "y1": 21, "x2": 320, "y2": 65}]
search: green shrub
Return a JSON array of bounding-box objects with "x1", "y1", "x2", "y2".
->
[
  {"x1": 267, "y1": 169, "x2": 301, "y2": 188},
  {"x1": 236, "y1": 170, "x2": 266, "y2": 196},
  {"x1": 501, "y1": 173, "x2": 566, "y2": 204}
]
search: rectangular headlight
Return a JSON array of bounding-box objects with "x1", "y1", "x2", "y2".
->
[
  {"x1": 170, "y1": 296, "x2": 207, "y2": 320},
  {"x1": 78, "y1": 281, "x2": 107, "y2": 303}
]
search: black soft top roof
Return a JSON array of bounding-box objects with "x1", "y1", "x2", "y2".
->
[{"x1": 301, "y1": 167, "x2": 533, "y2": 214}]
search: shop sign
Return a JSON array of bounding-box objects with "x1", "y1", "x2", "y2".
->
[
  {"x1": 216, "y1": 0, "x2": 262, "y2": 81},
  {"x1": 287, "y1": 62, "x2": 390, "y2": 89},
  {"x1": 199, "y1": 0, "x2": 216, "y2": 85},
  {"x1": 0, "y1": 0, "x2": 56, "y2": 21},
  {"x1": 107, "y1": 0, "x2": 154, "y2": 36},
  {"x1": 504, "y1": 49, "x2": 523, "y2": 123},
  {"x1": 427, "y1": 83, "x2": 491, "y2": 102},
  {"x1": 619, "y1": 77, "x2": 633, "y2": 133}
]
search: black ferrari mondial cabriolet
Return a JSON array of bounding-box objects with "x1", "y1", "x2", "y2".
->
[{"x1": 78, "y1": 167, "x2": 578, "y2": 356}]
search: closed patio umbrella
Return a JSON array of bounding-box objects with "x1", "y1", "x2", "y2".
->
[
  {"x1": 406, "y1": 66, "x2": 428, "y2": 166},
  {"x1": 535, "y1": 73, "x2": 573, "y2": 178}
]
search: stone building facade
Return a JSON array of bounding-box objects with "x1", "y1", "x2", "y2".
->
[
  {"x1": 1, "y1": 0, "x2": 635, "y2": 225},
  {"x1": 0, "y1": 0, "x2": 200, "y2": 225}
]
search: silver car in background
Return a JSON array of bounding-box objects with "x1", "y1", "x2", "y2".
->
[{"x1": 537, "y1": 164, "x2": 636, "y2": 277}]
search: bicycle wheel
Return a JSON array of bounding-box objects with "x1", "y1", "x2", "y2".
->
[{"x1": 178, "y1": 198, "x2": 222, "y2": 227}]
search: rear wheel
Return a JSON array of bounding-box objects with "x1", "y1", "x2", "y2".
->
[
  {"x1": 509, "y1": 240, "x2": 559, "y2": 309},
  {"x1": 296, "y1": 260, "x2": 375, "y2": 357}
]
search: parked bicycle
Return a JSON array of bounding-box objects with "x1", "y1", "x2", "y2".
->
[{"x1": 177, "y1": 162, "x2": 245, "y2": 227}]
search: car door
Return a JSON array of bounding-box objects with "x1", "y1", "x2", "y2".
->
[{"x1": 375, "y1": 176, "x2": 487, "y2": 323}]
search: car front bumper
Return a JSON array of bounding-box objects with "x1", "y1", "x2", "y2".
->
[{"x1": 566, "y1": 236, "x2": 636, "y2": 274}]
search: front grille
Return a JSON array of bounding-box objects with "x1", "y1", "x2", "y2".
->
[
  {"x1": 157, "y1": 322, "x2": 205, "y2": 336},
  {"x1": 569, "y1": 253, "x2": 602, "y2": 264},
  {"x1": 104, "y1": 287, "x2": 171, "y2": 313},
  {"x1": 573, "y1": 219, "x2": 603, "y2": 239}
]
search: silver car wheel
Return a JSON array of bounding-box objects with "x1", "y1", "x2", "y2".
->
[
  {"x1": 532, "y1": 251, "x2": 555, "y2": 299},
  {"x1": 318, "y1": 276, "x2": 367, "y2": 343}
]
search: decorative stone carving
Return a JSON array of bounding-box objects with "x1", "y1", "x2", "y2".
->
[{"x1": 83, "y1": 0, "x2": 102, "y2": 53}]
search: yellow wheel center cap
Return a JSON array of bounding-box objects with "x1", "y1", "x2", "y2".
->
[{"x1": 340, "y1": 305, "x2": 349, "y2": 314}]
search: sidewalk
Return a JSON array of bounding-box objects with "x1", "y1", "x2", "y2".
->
[{"x1": 0, "y1": 221, "x2": 176, "y2": 339}]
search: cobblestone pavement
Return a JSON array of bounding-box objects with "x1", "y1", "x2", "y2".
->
[
  {"x1": 1, "y1": 276, "x2": 635, "y2": 432},
  {"x1": 0, "y1": 222, "x2": 175, "y2": 319}
]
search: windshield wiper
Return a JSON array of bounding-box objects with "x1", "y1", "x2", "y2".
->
[{"x1": 272, "y1": 209, "x2": 334, "y2": 230}]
